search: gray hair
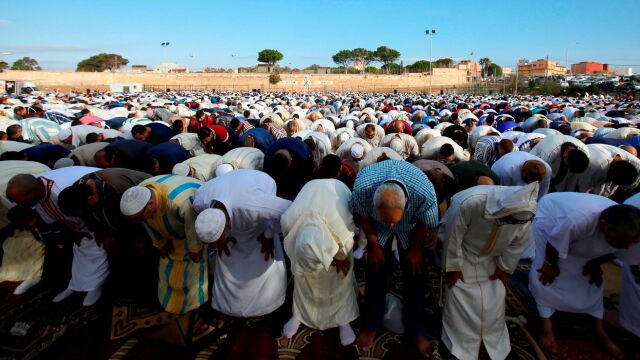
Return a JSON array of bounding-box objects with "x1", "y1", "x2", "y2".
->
[{"x1": 373, "y1": 182, "x2": 406, "y2": 210}]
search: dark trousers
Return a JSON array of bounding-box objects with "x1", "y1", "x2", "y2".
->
[{"x1": 363, "y1": 238, "x2": 426, "y2": 337}]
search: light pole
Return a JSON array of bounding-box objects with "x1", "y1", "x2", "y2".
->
[
  {"x1": 425, "y1": 29, "x2": 436, "y2": 94},
  {"x1": 161, "y1": 42, "x2": 170, "y2": 91}
]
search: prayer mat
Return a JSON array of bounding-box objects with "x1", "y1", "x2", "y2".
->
[{"x1": 0, "y1": 282, "x2": 101, "y2": 360}]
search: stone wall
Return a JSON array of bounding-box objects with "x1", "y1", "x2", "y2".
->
[{"x1": 1, "y1": 68, "x2": 469, "y2": 93}]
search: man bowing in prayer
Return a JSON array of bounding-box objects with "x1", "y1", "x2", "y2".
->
[
  {"x1": 120, "y1": 175, "x2": 207, "y2": 315},
  {"x1": 529, "y1": 193, "x2": 640, "y2": 358},
  {"x1": 280, "y1": 179, "x2": 360, "y2": 346},
  {"x1": 350, "y1": 160, "x2": 439, "y2": 357},
  {"x1": 192, "y1": 169, "x2": 291, "y2": 318},
  {"x1": 439, "y1": 182, "x2": 539, "y2": 360}
]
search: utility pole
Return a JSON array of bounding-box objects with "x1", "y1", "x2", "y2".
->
[
  {"x1": 425, "y1": 29, "x2": 436, "y2": 94},
  {"x1": 161, "y1": 42, "x2": 170, "y2": 91}
]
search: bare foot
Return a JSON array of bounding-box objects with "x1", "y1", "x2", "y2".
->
[
  {"x1": 597, "y1": 334, "x2": 624, "y2": 359},
  {"x1": 539, "y1": 331, "x2": 557, "y2": 356},
  {"x1": 356, "y1": 331, "x2": 376, "y2": 352},
  {"x1": 415, "y1": 336, "x2": 433, "y2": 358}
]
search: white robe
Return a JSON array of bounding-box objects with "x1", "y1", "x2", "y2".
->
[
  {"x1": 380, "y1": 133, "x2": 420, "y2": 160},
  {"x1": 193, "y1": 169, "x2": 291, "y2": 317},
  {"x1": 529, "y1": 193, "x2": 640, "y2": 319},
  {"x1": 281, "y1": 179, "x2": 359, "y2": 330},
  {"x1": 35, "y1": 166, "x2": 110, "y2": 291},
  {"x1": 421, "y1": 136, "x2": 468, "y2": 163},
  {"x1": 556, "y1": 143, "x2": 640, "y2": 196},
  {"x1": 355, "y1": 123, "x2": 385, "y2": 147},
  {"x1": 219, "y1": 147, "x2": 264, "y2": 172},
  {"x1": 439, "y1": 183, "x2": 538, "y2": 360},
  {"x1": 621, "y1": 194, "x2": 640, "y2": 336},
  {"x1": 335, "y1": 138, "x2": 372, "y2": 170},
  {"x1": 619, "y1": 264, "x2": 640, "y2": 337},
  {"x1": 491, "y1": 151, "x2": 551, "y2": 199},
  {"x1": 181, "y1": 154, "x2": 221, "y2": 182},
  {"x1": 529, "y1": 135, "x2": 589, "y2": 179}
]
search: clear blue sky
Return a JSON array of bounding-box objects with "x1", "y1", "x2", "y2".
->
[{"x1": 1, "y1": 0, "x2": 639, "y2": 72}]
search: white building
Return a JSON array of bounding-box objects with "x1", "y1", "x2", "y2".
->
[{"x1": 154, "y1": 62, "x2": 189, "y2": 73}]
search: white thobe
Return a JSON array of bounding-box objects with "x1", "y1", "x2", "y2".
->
[
  {"x1": 357, "y1": 147, "x2": 403, "y2": 172},
  {"x1": 35, "y1": 166, "x2": 110, "y2": 291},
  {"x1": 330, "y1": 128, "x2": 356, "y2": 152},
  {"x1": 355, "y1": 123, "x2": 385, "y2": 147},
  {"x1": 180, "y1": 154, "x2": 221, "y2": 181},
  {"x1": 621, "y1": 194, "x2": 640, "y2": 336},
  {"x1": 70, "y1": 125, "x2": 121, "y2": 148},
  {"x1": 421, "y1": 136, "x2": 468, "y2": 163},
  {"x1": 529, "y1": 135, "x2": 589, "y2": 179},
  {"x1": 193, "y1": 169, "x2": 291, "y2": 317},
  {"x1": 439, "y1": 183, "x2": 538, "y2": 360},
  {"x1": 414, "y1": 128, "x2": 441, "y2": 148},
  {"x1": 491, "y1": 151, "x2": 551, "y2": 199},
  {"x1": 381, "y1": 133, "x2": 420, "y2": 160},
  {"x1": 170, "y1": 133, "x2": 205, "y2": 156},
  {"x1": 335, "y1": 138, "x2": 372, "y2": 170},
  {"x1": 529, "y1": 193, "x2": 640, "y2": 319},
  {"x1": 219, "y1": 147, "x2": 264, "y2": 172},
  {"x1": 556, "y1": 144, "x2": 640, "y2": 196},
  {"x1": 281, "y1": 179, "x2": 359, "y2": 330},
  {"x1": 69, "y1": 142, "x2": 109, "y2": 166}
]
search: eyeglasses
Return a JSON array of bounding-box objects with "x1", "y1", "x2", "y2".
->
[{"x1": 496, "y1": 215, "x2": 533, "y2": 225}]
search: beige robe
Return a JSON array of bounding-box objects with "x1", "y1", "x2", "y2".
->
[{"x1": 281, "y1": 179, "x2": 359, "y2": 330}]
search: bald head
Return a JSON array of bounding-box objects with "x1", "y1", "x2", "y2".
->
[
  {"x1": 6, "y1": 174, "x2": 45, "y2": 207},
  {"x1": 521, "y1": 160, "x2": 547, "y2": 184},
  {"x1": 621, "y1": 145, "x2": 638, "y2": 158},
  {"x1": 476, "y1": 176, "x2": 495, "y2": 186},
  {"x1": 373, "y1": 182, "x2": 406, "y2": 227}
]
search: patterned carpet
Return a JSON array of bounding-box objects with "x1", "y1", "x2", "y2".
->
[{"x1": 0, "y1": 254, "x2": 635, "y2": 359}]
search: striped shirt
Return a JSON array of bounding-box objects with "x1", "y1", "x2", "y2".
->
[{"x1": 349, "y1": 160, "x2": 439, "y2": 250}]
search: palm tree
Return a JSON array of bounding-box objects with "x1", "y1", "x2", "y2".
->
[{"x1": 479, "y1": 58, "x2": 492, "y2": 78}]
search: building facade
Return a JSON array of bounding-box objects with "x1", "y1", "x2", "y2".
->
[
  {"x1": 571, "y1": 61, "x2": 610, "y2": 74},
  {"x1": 517, "y1": 59, "x2": 566, "y2": 76}
]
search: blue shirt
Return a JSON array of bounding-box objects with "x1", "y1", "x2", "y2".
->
[
  {"x1": 21, "y1": 144, "x2": 70, "y2": 165},
  {"x1": 350, "y1": 160, "x2": 439, "y2": 250}
]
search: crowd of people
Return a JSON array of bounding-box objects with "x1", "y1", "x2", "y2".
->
[{"x1": 0, "y1": 89, "x2": 639, "y2": 359}]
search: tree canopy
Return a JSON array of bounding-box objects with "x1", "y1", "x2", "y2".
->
[
  {"x1": 406, "y1": 60, "x2": 431, "y2": 73},
  {"x1": 332, "y1": 50, "x2": 353, "y2": 73},
  {"x1": 375, "y1": 46, "x2": 401, "y2": 74},
  {"x1": 11, "y1": 57, "x2": 41, "y2": 71},
  {"x1": 305, "y1": 64, "x2": 322, "y2": 70},
  {"x1": 257, "y1": 49, "x2": 284, "y2": 66},
  {"x1": 0, "y1": 60, "x2": 8, "y2": 72},
  {"x1": 76, "y1": 53, "x2": 129, "y2": 72},
  {"x1": 479, "y1": 58, "x2": 492, "y2": 77},
  {"x1": 433, "y1": 58, "x2": 454, "y2": 68}
]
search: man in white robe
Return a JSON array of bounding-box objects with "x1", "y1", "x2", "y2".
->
[
  {"x1": 192, "y1": 169, "x2": 291, "y2": 317},
  {"x1": 555, "y1": 143, "x2": 640, "y2": 196},
  {"x1": 421, "y1": 136, "x2": 469, "y2": 165},
  {"x1": 439, "y1": 182, "x2": 539, "y2": 360},
  {"x1": 491, "y1": 151, "x2": 551, "y2": 199},
  {"x1": 356, "y1": 147, "x2": 403, "y2": 172},
  {"x1": 335, "y1": 138, "x2": 372, "y2": 170},
  {"x1": 216, "y1": 147, "x2": 264, "y2": 175},
  {"x1": 58, "y1": 125, "x2": 121, "y2": 148},
  {"x1": 380, "y1": 133, "x2": 419, "y2": 161},
  {"x1": 621, "y1": 194, "x2": 640, "y2": 358},
  {"x1": 529, "y1": 135, "x2": 590, "y2": 191},
  {"x1": 529, "y1": 193, "x2": 640, "y2": 358},
  {"x1": 280, "y1": 179, "x2": 359, "y2": 346},
  {"x1": 172, "y1": 154, "x2": 222, "y2": 182},
  {"x1": 6, "y1": 166, "x2": 110, "y2": 306},
  {"x1": 356, "y1": 123, "x2": 385, "y2": 147}
]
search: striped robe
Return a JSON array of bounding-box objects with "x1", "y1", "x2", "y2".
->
[{"x1": 139, "y1": 175, "x2": 207, "y2": 314}]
